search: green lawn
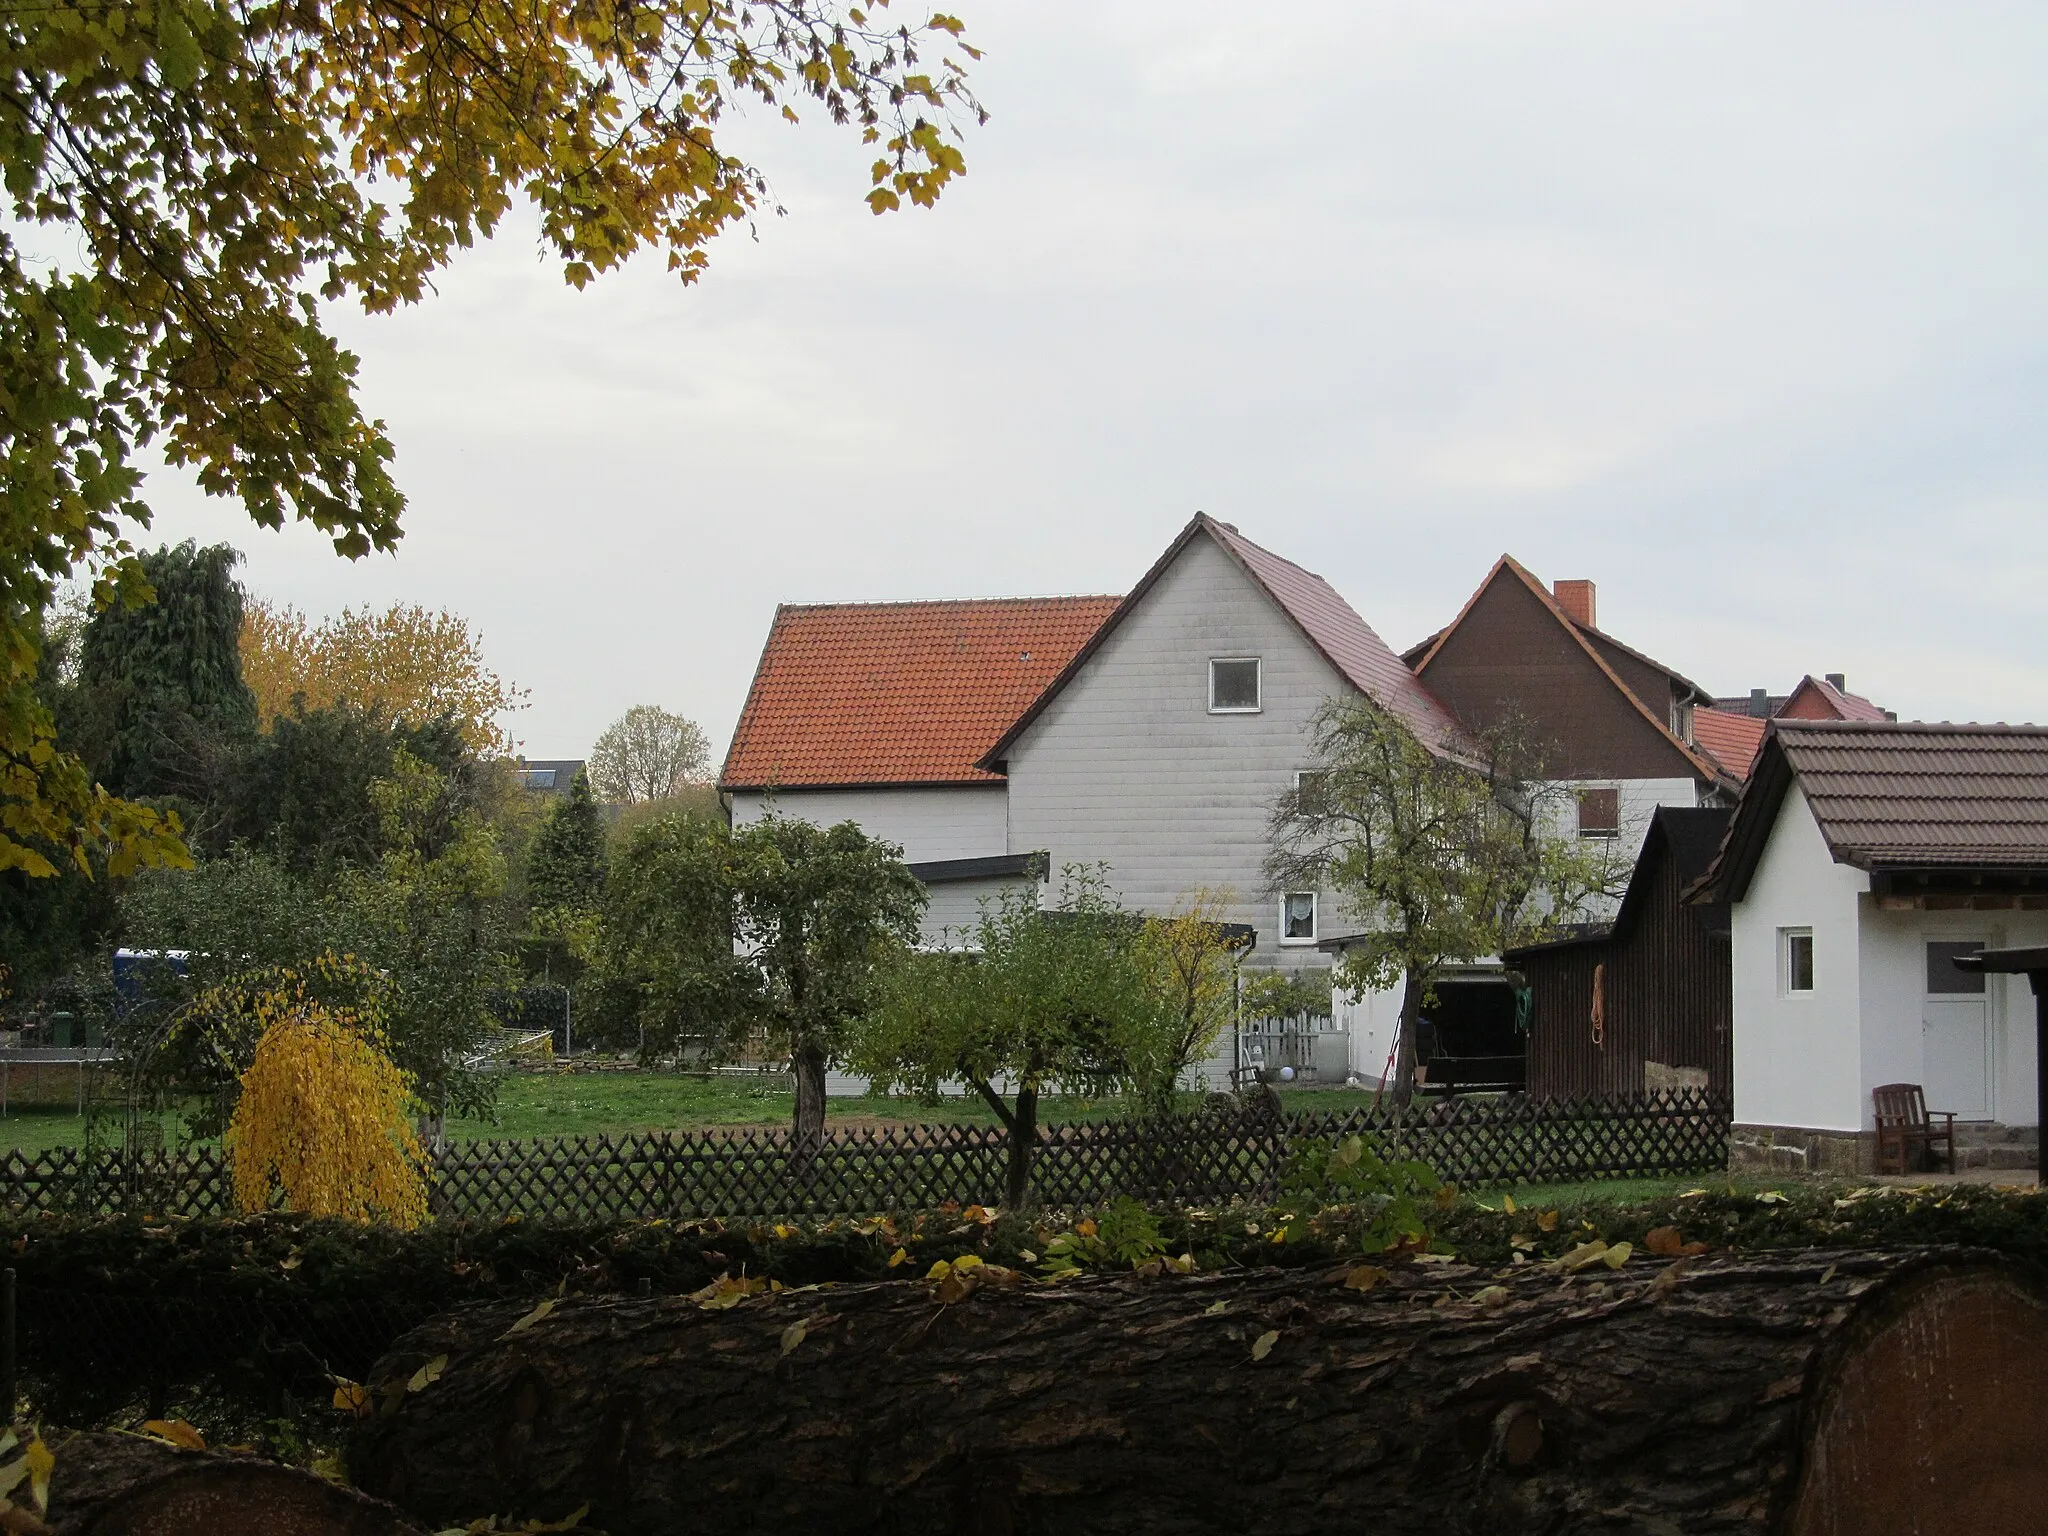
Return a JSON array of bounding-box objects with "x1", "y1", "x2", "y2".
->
[
  {"x1": 0, "y1": 1073, "x2": 1380, "y2": 1152},
  {"x1": 454, "y1": 1073, "x2": 1375, "y2": 1141}
]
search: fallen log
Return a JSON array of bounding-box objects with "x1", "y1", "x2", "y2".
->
[
  {"x1": 351, "y1": 1247, "x2": 2048, "y2": 1535},
  {"x1": 39, "y1": 1430, "x2": 424, "y2": 1536}
]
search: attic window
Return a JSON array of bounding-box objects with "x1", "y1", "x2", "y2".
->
[
  {"x1": 1577, "y1": 787, "x2": 1620, "y2": 838},
  {"x1": 1210, "y1": 658, "x2": 1261, "y2": 713}
]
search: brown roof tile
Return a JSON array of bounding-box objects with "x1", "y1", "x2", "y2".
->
[
  {"x1": 1780, "y1": 674, "x2": 1892, "y2": 723},
  {"x1": 1690, "y1": 721, "x2": 2048, "y2": 904},
  {"x1": 720, "y1": 596, "x2": 1121, "y2": 789}
]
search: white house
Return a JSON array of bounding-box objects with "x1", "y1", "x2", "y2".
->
[
  {"x1": 719, "y1": 516, "x2": 1474, "y2": 1086},
  {"x1": 1692, "y1": 721, "x2": 2048, "y2": 1173}
]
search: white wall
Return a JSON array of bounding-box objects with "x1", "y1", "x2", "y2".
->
[
  {"x1": 1858, "y1": 904, "x2": 2045, "y2": 1128},
  {"x1": 1730, "y1": 787, "x2": 1870, "y2": 1131},
  {"x1": 1001, "y1": 532, "x2": 1345, "y2": 971},
  {"x1": 728, "y1": 785, "x2": 1007, "y2": 863},
  {"x1": 1537, "y1": 776, "x2": 1703, "y2": 921},
  {"x1": 920, "y1": 875, "x2": 1036, "y2": 947}
]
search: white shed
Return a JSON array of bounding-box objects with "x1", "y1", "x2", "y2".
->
[{"x1": 1693, "y1": 721, "x2": 2048, "y2": 1173}]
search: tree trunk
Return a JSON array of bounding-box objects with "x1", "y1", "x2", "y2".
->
[
  {"x1": 791, "y1": 1044, "x2": 828, "y2": 1159},
  {"x1": 1389, "y1": 962, "x2": 1423, "y2": 1107},
  {"x1": 349, "y1": 1247, "x2": 2048, "y2": 1536},
  {"x1": 1005, "y1": 1085, "x2": 1039, "y2": 1211},
  {"x1": 44, "y1": 1430, "x2": 424, "y2": 1535}
]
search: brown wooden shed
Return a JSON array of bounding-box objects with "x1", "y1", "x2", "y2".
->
[{"x1": 1506, "y1": 806, "x2": 1734, "y2": 1099}]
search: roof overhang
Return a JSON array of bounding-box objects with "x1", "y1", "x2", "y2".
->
[{"x1": 907, "y1": 852, "x2": 1049, "y2": 886}]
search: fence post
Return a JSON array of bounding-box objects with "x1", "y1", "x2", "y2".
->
[{"x1": 2, "y1": 1267, "x2": 16, "y2": 1427}]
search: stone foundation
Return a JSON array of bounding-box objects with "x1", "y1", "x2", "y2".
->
[{"x1": 1732, "y1": 1121, "x2": 2039, "y2": 1177}]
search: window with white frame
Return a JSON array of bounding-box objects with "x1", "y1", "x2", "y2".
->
[
  {"x1": 1280, "y1": 891, "x2": 1317, "y2": 944},
  {"x1": 1209, "y1": 658, "x2": 1262, "y2": 713},
  {"x1": 1780, "y1": 928, "x2": 1814, "y2": 995},
  {"x1": 1294, "y1": 768, "x2": 1329, "y2": 809}
]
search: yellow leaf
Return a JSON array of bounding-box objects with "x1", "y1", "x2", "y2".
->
[
  {"x1": 1756, "y1": 1191, "x2": 1789, "y2": 1204},
  {"x1": 1203, "y1": 1300, "x2": 1229, "y2": 1316},
  {"x1": 1537, "y1": 1210, "x2": 1559, "y2": 1232},
  {"x1": 1250, "y1": 1330, "x2": 1279, "y2": 1362},
  {"x1": 925, "y1": 1259, "x2": 953, "y2": 1281},
  {"x1": 951, "y1": 1254, "x2": 984, "y2": 1273},
  {"x1": 1679, "y1": 1188, "x2": 1709, "y2": 1198},
  {"x1": 1501, "y1": 1194, "x2": 1516, "y2": 1214},
  {"x1": 1342, "y1": 1265, "x2": 1386, "y2": 1292},
  {"x1": 887, "y1": 1247, "x2": 908, "y2": 1268},
  {"x1": 1600, "y1": 1241, "x2": 1633, "y2": 1271},
  {"x1": 141, "y1": 1419, "x2": 205, "y2": 1451},
  {"x1": 331, "y1": 1380, "x2": 372, "y2": 1417},
  {"x1": 779, "y1": 1319, "x2": 808, "y2": 1357},
  {"x1": 1558, "y1": 1241, "x2": 1611, "y2": 1274},
  {"x1": 24, "y1": 1436, "x2": 51, "y2": 1513},
  {"x1": 310, "y1": 1452, "x2": 347, "y2": 1483},
  {"x1": 406, "y1": 1355, "x2": 447, "y2": 1393},
  {"x1": 525, "y1": 1504, "x2": 591, "y2": 1532},
  {"x1": 1074, "y1": 1219, "x2": 1098, "y2": 1238},
  {"x1": 1818, "y1": 1263, "x2": 1837, "y2": 1286},
  {"x1": 502, "y1": 1298, "x2": 556, "y2": 1338},
  {"x1": 1473, "y1": 1285, "x2": 1511, "y2": 1310}
]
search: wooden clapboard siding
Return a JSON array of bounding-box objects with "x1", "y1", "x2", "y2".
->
[
  {"x1": 1002, "y1": 532, "x2": 1347, "y2": 966},
  {"x1": 1515, "y1": 809, "x2": 1734, "y2": 1099}
]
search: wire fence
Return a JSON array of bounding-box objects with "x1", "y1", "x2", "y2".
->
[{"x1": 0, "y1": 1089, "x2": 1730, "y2": 1222}]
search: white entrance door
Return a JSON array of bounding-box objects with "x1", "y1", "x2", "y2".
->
[{"x1": 1922, "y1": 939, "x2": 1992, "y2": 1120}]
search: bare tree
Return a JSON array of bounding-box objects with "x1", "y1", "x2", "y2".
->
[{"x1": 588, "y1": 706, "x2": 712, "y2": 803}]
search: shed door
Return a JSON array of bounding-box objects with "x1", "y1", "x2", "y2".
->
[{"x1": 1922, "y1": 940, "x2": 1991, "y2": 1120}]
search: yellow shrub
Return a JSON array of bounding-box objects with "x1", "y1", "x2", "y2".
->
[{"x1": 223, "y1": 982, "x2": 430, "y2": 1228}]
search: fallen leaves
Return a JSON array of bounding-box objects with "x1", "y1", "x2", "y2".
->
[
  {"x1": 407, "y1": 1355, "x2": 448, "y2": 1394},
  {"x1": 1554, "y1": 1240, "x2": 1632, "y2": 1274},
  {"x1": 1643, "y1": 1226, "x2": 1710, "y2": 1258},
  {"x1": 688, "y1": 1273, "x2": 770, "y2": 1311},
  {"x1": 141, "y1": 1418, "x2": 205, "y2": 1450},
  {"x1": 779, "y1": 1319, "x2": 809, "y2": 1357},
  {"x1": 1250, "y1": 1330, "x2": 1279, "y2": 1362},
  {"x1": 500, "y1": 1298, "x2": 557, "y2": 1338},
  {"x1": 1342, "y1": 1264, "x2": 1386, "y2": 1292}
]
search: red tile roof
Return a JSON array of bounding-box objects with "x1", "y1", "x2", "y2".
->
[
  {"x1": 1691, "y1": 707, "x2": 1769, "y2": 782},
  {"x1": 720, "y1": 596, "x2": 1121, "y2": 789},
  {"x1": 1780, "y1": 675, "x2": 1891, "y2": 723}
]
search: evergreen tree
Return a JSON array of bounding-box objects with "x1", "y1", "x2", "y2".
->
[
  {"x1": 526, "y1": 772, "x2": 607, "y2": 914},
  {"x1": 75, "y1": 542, "x2": 257, "y2": 803}
]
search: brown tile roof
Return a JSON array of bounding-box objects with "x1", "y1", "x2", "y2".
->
[
  {"x1": 980, "y1": 515, "x2": 1470, "y2": 766},
  {"x1": 1690, "y1": 721, "x2": 2048, "y2": 902},
  {"x1": 720, "y1": 595, "x2": 1121, "y2": 789},
  {"x1": 1691, "y1": 707, "x2": 1769, "y2": 782}
]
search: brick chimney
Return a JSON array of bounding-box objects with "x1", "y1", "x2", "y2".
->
[{"x1": 1553, "y1": 579, "x2": 1596, "y2": 629}]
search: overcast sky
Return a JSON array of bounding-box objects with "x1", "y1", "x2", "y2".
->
[{"x1": 144, "y1": 1, "x2": 2048, "y2": 760}]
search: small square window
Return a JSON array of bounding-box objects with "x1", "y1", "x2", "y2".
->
[
  {"x1": 1294, "y1": 769, "x2": 1329, "y2": 808},
  {"x1": 1281, "y1": 891, "x2": 1317, "y2": 944},
  {"x1": 1781, "y1": 928, "x2": 1814, "y2": 994},
  {"x1": 1209, "y1": 658, "x2": 1261, "y2": 713},
  {"x1": 1577, "y1": 787, "x2": 1620, "y2": 838}
]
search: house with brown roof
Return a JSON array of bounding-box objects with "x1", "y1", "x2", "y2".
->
[
  {"x1": 1688, "y1": 721, "x2": 2047, "y2": 1172},
  {"x1": 1404, "y1": 557, "x2": 1740, "y2": 869}
]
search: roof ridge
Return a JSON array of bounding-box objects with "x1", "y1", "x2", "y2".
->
[{"x1": 773, "y1": 593, "x2": 1124, "y2": 614}]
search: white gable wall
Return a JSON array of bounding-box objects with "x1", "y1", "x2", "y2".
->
[
  {"x1": 1730, "y1": 787, "x2": 1869, "y2": 1131},
  {"x1": 727, "y1": 786, "x2": 1007, "y2": 864},
  {"x1": 1001, "y1": 533, "x2": 1346, "y2": 966}
]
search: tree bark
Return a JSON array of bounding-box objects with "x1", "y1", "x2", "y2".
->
[
  {"x1": 1389, "y1": 961, "x2": 1423, "y2": 1106},
  {"x1": 790, "y1": 1044, "x2": 828, "y2": 1159},
  {"x1": 349, "y1": 1246, "x2": 2048, "y2": 1536},
  {"x1": 42, "y1": 1430, "x2": 424, "y2": 1535},
  {"x1": 1005, "y1": 1085, "x2": 1039, "y2": 1211}
]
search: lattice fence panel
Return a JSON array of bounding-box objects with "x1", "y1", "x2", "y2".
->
[{"x1": 0, "y1": 1090, "x2": 1730, "y2": 1222}]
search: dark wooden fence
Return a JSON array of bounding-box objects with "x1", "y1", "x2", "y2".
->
[{"x1": 0, "y1": 1089, "x2": 1730, "y2": 1222}]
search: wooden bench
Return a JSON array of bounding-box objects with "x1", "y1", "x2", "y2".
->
[{"x1": 1873, "y1": 1083, "x2": 1956, "y2": 1175}]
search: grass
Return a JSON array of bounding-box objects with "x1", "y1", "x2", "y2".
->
[{"x1": 0, "y1": 1073, "x2": 1380, "y2": 1152}]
